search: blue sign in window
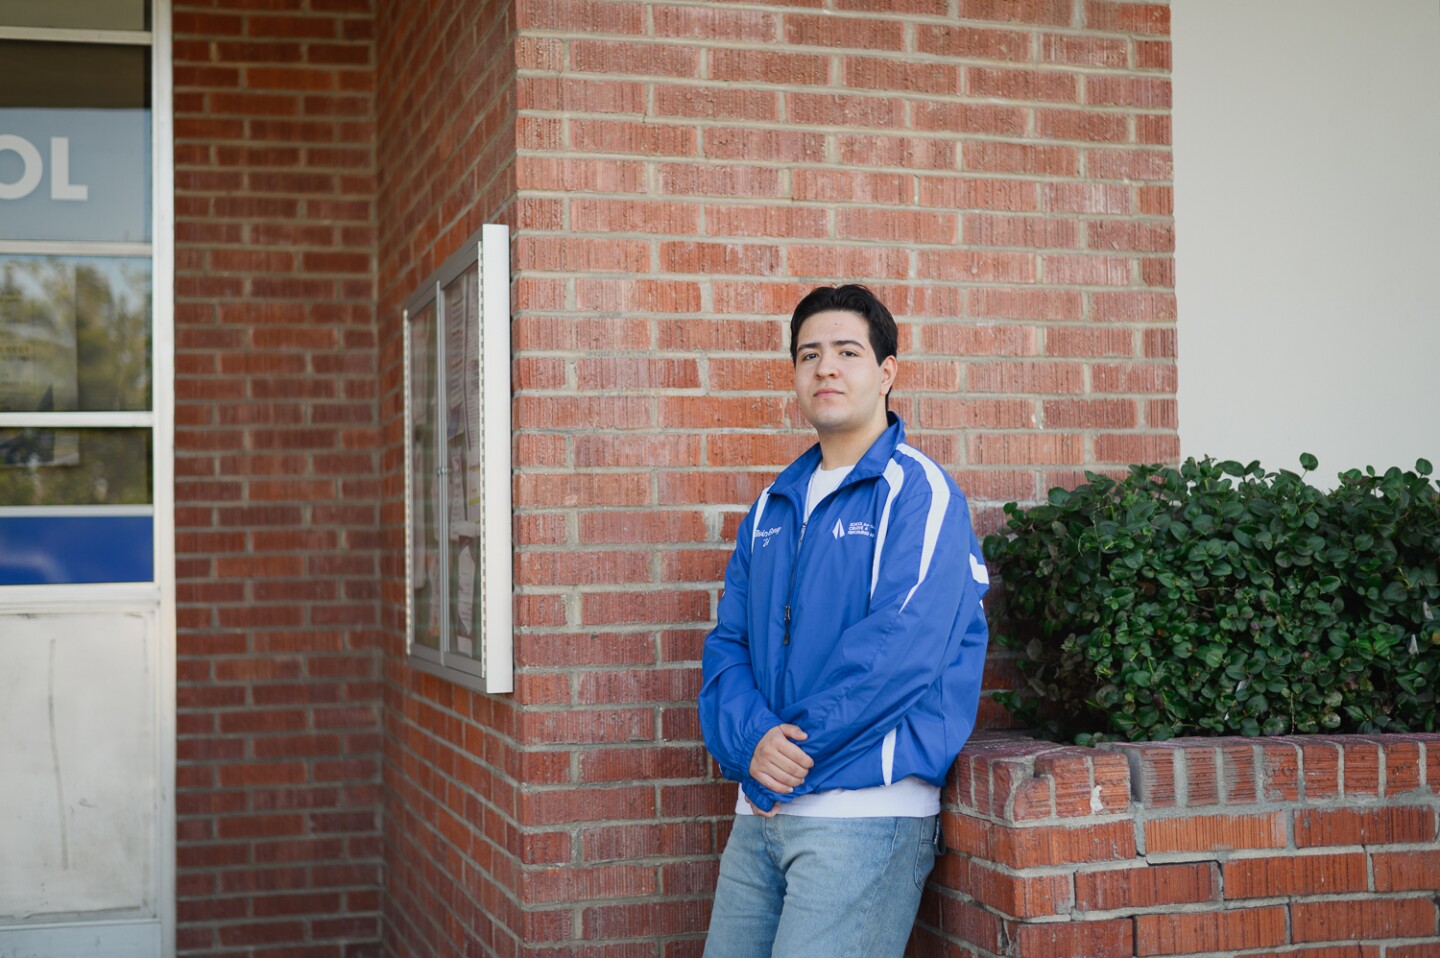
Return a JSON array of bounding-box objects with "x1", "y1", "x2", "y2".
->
[{"x1": 0, "y1": 512, "x2": 152, "y2": 584}]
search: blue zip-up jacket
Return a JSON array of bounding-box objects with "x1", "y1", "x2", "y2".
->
[{"x1": 699, "y1": 414, "x2": 990, "y2": 812}]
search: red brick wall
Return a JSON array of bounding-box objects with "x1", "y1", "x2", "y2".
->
[
  {"x1": 370, "y1": 0, "x2": 1180, "y2": 955},
  {"x1": 372, "y1": 0, "x2": 523, "y2": 955},
  {"x1": 172, "y1": 1, "x2": 383, "y2": 955},
  {"x1": 166, "y1": 1, "x2": 1439, "y2": 954},
  {"x1": 921, "y1": 732, "x2": 1440, "y2": 957}
]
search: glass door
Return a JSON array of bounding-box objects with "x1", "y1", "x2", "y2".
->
[{"x1": 0, "y1": 2, "x2": 174, "y2": 955}]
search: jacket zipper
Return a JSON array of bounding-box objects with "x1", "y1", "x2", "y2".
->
[
  {"x1": 781, "y1": 463, "x2": 866, "y2": 646},
  {"x1": 782, "y1": 518, "x2": 808, "y2": 646}
]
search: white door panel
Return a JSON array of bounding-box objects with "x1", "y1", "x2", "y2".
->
[
  {"x1": 0, "y1": 610, "x2": 158, "y2": 927},
  {"x1": 0, "y1": 919, "x2": 160, "y2": 958}
]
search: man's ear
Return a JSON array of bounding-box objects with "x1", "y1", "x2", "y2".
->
[{"x1": 879, "y1": 355, "x2": 898, "y2": 396}]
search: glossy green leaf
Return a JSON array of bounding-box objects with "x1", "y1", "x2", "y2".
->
[{"x1": 988, "y1": 452, "x2": 1440, "y2": 744}]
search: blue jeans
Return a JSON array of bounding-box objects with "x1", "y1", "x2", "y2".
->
[{"x1": 703, "y1": 815, "x2": 939, "y2": 958}]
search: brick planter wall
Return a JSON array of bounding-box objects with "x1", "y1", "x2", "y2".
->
[{"x1": 915, "y1": 732, "x2": 1440, "y2": 957}]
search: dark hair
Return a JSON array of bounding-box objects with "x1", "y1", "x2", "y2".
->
[{"x1": 789, "y1": 284, "x2": 899, "y2": 366}]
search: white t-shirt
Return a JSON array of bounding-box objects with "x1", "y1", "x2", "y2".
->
[
  {"x1": 804, "y1": 462, "x2": 852, "y2": 520},
  {"x1": 736, "y1": 461, "x2": 941, "y2": 818}
]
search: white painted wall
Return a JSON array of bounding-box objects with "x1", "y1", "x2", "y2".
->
[{"x1": 1171, "y1": 0, "x2": 1440, "y2": 480}]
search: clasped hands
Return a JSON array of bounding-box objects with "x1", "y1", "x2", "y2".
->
[{"x1": 746, "y1": 724, "x2": 813, "y2": 818}]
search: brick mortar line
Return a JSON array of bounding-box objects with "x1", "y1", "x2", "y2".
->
[
  {"x1": 179, "y1": 92, "x2": 374, "y2": 103},
  {"x1": 518, "y1": 148, "x2": 1177, "y2": 166},
  {"x1": 517, "y1": 109, "x2": 1174, "y2": 133},
  {"x1": 518, "y1": 237, "x2": 1169, "y2": 247},
  {"x1": 511, "y1": 257, "x2": 1172, "y2": 267},
  {"x1": 177, "y1": 273, "x2": 377, "y2": 281},
  {"x1": 602, "y1": 0, "x2": 1160, "y2": 29},
  {"x1": 176, "y1": 164, "x2": 377, "y2": 173},
  {"x1": 174, "y1": 182, "x2": 376, "y2": 192},
  {"x1": 1135, "y1": 739, "x2": 1434, "y2": 808},
  {"x1": 173, "y1": 9, "x2": 373, "y2": 20},
  {"x1": 524, "y1": 775, "x2": 719, "y2": 789},
  {"x1": 177, "y1": 75, "x2": 375, "y2": 87},
  {"x1": 381, "y1": 686, "x2": 531, "y2": 763},
  {"x1": 508, "y1": 206, "x2": 1174, "y2": 224},
  {"x1": 517, "y1": 170, "x2": 1168, "y2": 194},
  {"x1": 523, "y1": 98, "x2": 1168, "y2": 120},
  {"x1": 504, "y1": 463, "x2": 1158, "y2": 475},
  {"x1": 509, "y1": 394, "x2": 1169, "y2": 402},
  {"x1": 175, "y1": 888, "x2": 381, "y2": 898},
  {"x1": 533, "y1": 1, "x2": 1124, "y2": 27},
  {"x1": 517, "y1": 32, "x2": 1167, "y2": 63},
  {"x1": 175, "y1": 218, "x2": 372, "y2": 227},
  {"x1": 523, "y1": 69, "x2": 1163, "y2": 108},
  {"x1": 508, "y1": 345, "x2": 1164, "y2": 356},
  {"x1": 376, "y1": 744, "x2": 652, "y2": 890},
  {"x1": 506, "y1": 449, "x2": 1157, "y2": 460},
  {"x1": 1219, "y1": 843, "x2": 1440, "y2": 858},
  {"x1": 524, "y1": 57, "x2": 1175, "y2": 81},
  {"x1": 511, "y1": 211, "x2": 1172, "y2": 224},
  {"x1": 1142, "y1": 794, "x2": 1440, "y2": 818},
  {"x1": 171, "y1": 146, "x2": 376, "y2": 160},
  {"x1": 518, "y1": 308, "x2": 1163, "y2": 322},
  {"x1": 1043, "y1": 896, "x2": 1440, "y2": 923},
  {"x1": 174, "y1": 837, "x2": 385, "y2": 848},
  {"x1": 175, "y1": 652, "x2": 380, "y2": 658},
  {"x1": 505, "y1": 280, "x2": 1171, "y2": 289},
  {"x1": 513, "y1": 267, "x2": 1172, "y2": 279},
  {"x1": 515, "y1": 244, "x2": 1173, "y2": 256},
  {"x1": 515, "y1": 173, "x2": 1175, "y2": 188},
  {"x1": 174, "y1": 276, "x2": 380, "y2": 283},
  {"x1": 175, "y1": 116, "x2": 376, "y2": 128},
  {"x1": 512, "y1": 173, "x2": 1175, "y2": 190},
  {"x1": 946, "y1": 787, "x2": 1440, "y2": 823},
  {"x1": 513, "y1": 665, "x2": 719, "y2": 675}
]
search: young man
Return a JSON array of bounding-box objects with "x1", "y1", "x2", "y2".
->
[{"x1": 699, "y1": 285, "x2": 990, "y2": 957}]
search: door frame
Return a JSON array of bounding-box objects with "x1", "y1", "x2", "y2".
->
[{"x1": 0, "y1": 1, "x2": 175, "y2": 953}]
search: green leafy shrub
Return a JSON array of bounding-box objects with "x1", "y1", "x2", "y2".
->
[{"x1": 984, "y1": 456, "x2": 1440, "y2": 744}]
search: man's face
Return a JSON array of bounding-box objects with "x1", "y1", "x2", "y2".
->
[{"x1": 793, "y1": 309, "x2": 897, "y2": 438}]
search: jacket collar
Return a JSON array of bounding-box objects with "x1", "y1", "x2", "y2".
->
[{"x1": 770, "y1": 413, "x2": 907, "y2": 507}]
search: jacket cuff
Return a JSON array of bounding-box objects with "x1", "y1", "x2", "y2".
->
[
  {"x1": 736, "y1": 716, "x2": 784, "y2": 812},
  {"x1": 738, "y1": 714, "x2": 782, "y2": 775},
  {"x1": 741, "y1": 777, "x2": 786, "y2": 813}
]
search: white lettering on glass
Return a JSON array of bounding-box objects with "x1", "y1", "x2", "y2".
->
[
  {"x1": 0, "y1": 134, "x2": 43, "y2": 200},
  {"x1": 50, "y1": 137, "x2": 88, "y2": 201},
  {"x1": 0, "y1": 135, "x2": 89, "y2": 201}
]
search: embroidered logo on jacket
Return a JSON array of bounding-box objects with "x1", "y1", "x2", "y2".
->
[
  {"x1": 755, "y1": 526, "x2": 782, "y2": 547},
  {"x1": 832, "y1": 519, "x2": 875, "y2": 540}
]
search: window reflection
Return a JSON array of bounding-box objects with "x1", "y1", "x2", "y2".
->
[
  {"x1": 410, "y1": 304, "x2": 441, "y2": 650},
  {"x1": 0, "y1": 256, "x2": 152, "y2": 412},
  {"x1": 445, "y1": 268, "x2": 484, "y2": 660},
  {"x1": 0, "y1": 428, "x2": 151, "y2": 506}
]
